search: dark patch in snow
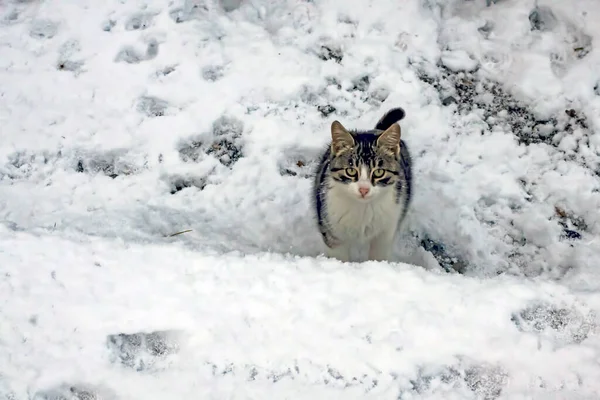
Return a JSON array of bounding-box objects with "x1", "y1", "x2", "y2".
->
[
  {"x1": 346, "y1": 75, "x2": 391, "y2": 106},
  {"x1": 248, "y1": 366, "x2": 259, "y2": 380},
  {"x1": 561, "y1": 229, "x2": 581, "y2": 240},
  {"x1": 206, "y1": 138, "x2": 242, "y2": 167},
  {"x1": 115, "y1": 46, "x2": 144, "y2": 64},
  {"x1": 75, "y1": 160, "x2": 84, "y2": 173},
  {"x1": 74, "y1": 150, "x2": 144, "y2": 178},
  {"x1": 573, "y1": 40, "x2": 592, "y2": 60},
  {"x1": 4, "y1": 9, "x2": 19, "y2": 23},
  {"x1": 106, "y1": 330, "x2": 180, "y2": 371},
  {"x1": 369, "y1": 86, "x2": 390, "y2": 104},
  {"x1": 409, "y1": 61, "x2": 598, "y2": 276},
  {"x1": 486, "y1": 0, "x2": 501, "y2": 5},
  {"x1": 31, "y1": 383, "x2": 117, "y2": 400},
  {"x1": 464, "y1": 364, "x2": 508, "y2": 400},
  {"x1": 401, "y1": 363, "x2": 507, "y2": 400},
  {"x1": 125, "y1": 12, "x2": 154, "y2": 31},
  {"x1": 405, "y1": 365, "x2": 461, "y2": 395},
  {"x1": 29, "y1": 19, "x2": 59, "y2": 39},
  {"x1": 441, "y1": 95, "x2": 457, "y2": 106},
  {"x1": 298, "y1": 85, "x2": 319, "y2": 105},
  {"x1": 529, "y1": 6, "x2": 558, "y2": 32},
  {"x1": 351, "y1": 75, "x2": 370, "y2": 92},
  {"x1": 2, "y1": 221, "x2": 22, "y2": 232},
  {"x1": 419, "y1": 235, "x2": 467, "y2": 274},
  {"x1": 169, "y1": 1, "x2": 209, "y2": 23},
  {"x1": 1, "y1": 150, "x2": 56, "y2": 180},
  {"x1": 278, "y1": 147, "x2": 321, "y2": 178},
  {"x1": 203, "y1": 361, "x2": 379, "y2": 391},
  {"x1": 178, "y1": 139, "x2": 203, "y2": 163},
  {"x1": 555, "y1": 206, "x2": 587, "y2": 241},
  {"x1": 201, "y1": 65, "x2": 225, "y2": 81},
  {"x1": 157, "y1": 65, "x2": 177, "y2": 77},
  {"x1": 563, "y1": 109, "x2": 588, "y2": 130},
  {"x1": 337, "y1": 14, "x2": 358, "y2": 26},
  {"x1": 315, "y1": 39, "x2": 343, "y2": 63},
  {"x1": 325, "y1": 76, "x2": 342, "y2": 90},
  {"x1": 327, "y1": 367, "x2": 343, "y2": 380},
  {"x1": 146, "y1": 39, "x2": 159, "y2": 59},
  {"x1": 136, "y1": 96, "x2": 170, "y2": 117},
  {"x1": 57, "y1": 60, "x2": 84, "y2": 74},
  {"x1": 101, "y1": 19, "x2": 116, "y2": 32},
  {"x1": 318, "y1": 45, "x2": 343, "y2": 63},
  {"x1": 168, "y1": 8, "x2": 188, "y2": 23},
  {"x1": 220, "y1": 0, "x2": 243, "y2": 12},
  {"x1": 0, "y1": 376, "x2": 16, "y2": 400},
  {"x1": 317, "y1": 104, "x2": 336, "y2": 117},
  {"x1": 268, "y1": 368, "x2": 294, "y2": 383},
  {"x1": 1, "y1": 147, "x2": 145, "y2": 183},
  {"x1": 167, "y1": 175, "x2": 207, "y2": 194},
  {"x1": 478, "y1": 21, "x2": 494, "y2": 39},
  {"x1": 417, "y1": 65, "x2": 593, "y2": 151},
  {"x1": 242, "y1": 71, "x2": 384, "y2": 122},
  {"x1": 115, "y1": 40, "x2": 159, "y2": 64},
  {"x1": 212, "y1": 114, "x2": 244, "y2": 138},
  {"x1": 511, "y1": 302, "x2": 595, "y2": 346},
  {"x1": 56, "y1": 40, "x2": 84, "y2": 75},
  {"x1": 179, "y1": 115, "x2": 244, "y2": 167}
]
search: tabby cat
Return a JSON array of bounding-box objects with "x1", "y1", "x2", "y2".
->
[{"x1": 312, "y1": 108, "x2": 412, "y2": 262}]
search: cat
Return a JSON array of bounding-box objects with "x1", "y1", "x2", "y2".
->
[{"x1": 312, "y1": 107, "x2": 412, "y2": 262}]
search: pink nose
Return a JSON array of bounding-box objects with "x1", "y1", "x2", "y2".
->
[{"x1": 359, "y1": 187, "x2": 370, "y2": 197}]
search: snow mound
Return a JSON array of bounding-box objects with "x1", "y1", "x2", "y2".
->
[{"x1": 2, "y1": 229, "x2": 600, "y2": 398}]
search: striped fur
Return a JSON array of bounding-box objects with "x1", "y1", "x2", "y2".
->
[{"x1": 312, "y1": 107, "x2": 412, "y2": 262}]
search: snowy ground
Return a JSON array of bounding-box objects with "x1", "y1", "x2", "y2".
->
[{"x1": 2, "y1": 0, "x2": 600, "y2": 398}]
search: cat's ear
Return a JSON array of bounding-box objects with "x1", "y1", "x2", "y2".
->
[
  {"x1": 376, "y1": 123, "x2": 401, "y2": 156},
  {"x1": 331, "y1": 121, "x2": 355, "y2": 155}
]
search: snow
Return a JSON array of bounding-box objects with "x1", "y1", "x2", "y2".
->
[
  {"x1": 1, "y1": 0, "x2": 600, "y2": 398},
  {"x1": 2, "y1": 228, "x2": 600, "y2": 399}
]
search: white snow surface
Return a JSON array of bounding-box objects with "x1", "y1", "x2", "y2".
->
[{"x1": 2, "y1": 0, "x2": 600, "y2": 398}]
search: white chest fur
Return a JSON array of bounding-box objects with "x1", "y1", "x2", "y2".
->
[{"x1": 324, "y1": 182, "x2": 401, "y2": 243}]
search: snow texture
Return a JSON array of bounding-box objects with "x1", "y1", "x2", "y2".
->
[{"x1": 1, "y1": 0, "x2": 600, "y2": 398}]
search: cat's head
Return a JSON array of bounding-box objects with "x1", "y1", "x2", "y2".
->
[{"x1": 328, "y1": 119, "x2": 402, "y2": 202}]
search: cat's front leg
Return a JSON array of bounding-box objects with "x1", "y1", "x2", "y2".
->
[
  {"x1": 325, "y1": 242, "x2": 351, "y2": 262},
  {"x1": 368, "y1": 228, "x2": 396, "y2": 262}
]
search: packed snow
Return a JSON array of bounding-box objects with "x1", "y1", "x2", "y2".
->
[{"x1": 1, "y1": 0, "x2": 600, "y2": 398}]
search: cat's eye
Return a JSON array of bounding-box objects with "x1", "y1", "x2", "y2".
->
[
  {"x1": 373, "y1": 169, "x2": 385, "y2": 178},
  {"x1": 345, "y1": 168, "x2": 358, "y2": 177}
]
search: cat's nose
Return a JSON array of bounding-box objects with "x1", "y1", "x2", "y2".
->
[{"x1": 359, "y1": 187, "x2": 370, "y2": 197}]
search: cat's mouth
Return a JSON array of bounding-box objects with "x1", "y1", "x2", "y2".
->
[{"x1": 354, "y1": 192, "x2": 374, "y2": 202}]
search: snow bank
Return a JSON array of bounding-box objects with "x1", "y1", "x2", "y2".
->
[{"x1": 1, "y1": 227, "x2": 599, "y2": 398}]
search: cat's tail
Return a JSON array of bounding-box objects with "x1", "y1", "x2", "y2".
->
[{"x1": 374, "y1": 107, "x2": 406, "y2": 131}]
